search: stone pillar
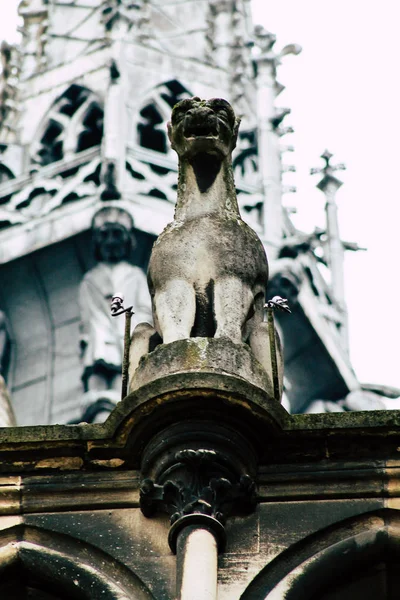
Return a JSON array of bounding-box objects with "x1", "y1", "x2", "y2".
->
[
  {"x1": 208, "y1": 0, "x2": 234, "y2": 70},
  {"x1": 100, "y1": 1, "x2": 149, "y2": 199},
  {"x1": 311, "y1": 151, "x2": 348, "y2": 350},
  {"x1": 254, "y1": 51, "x2": 281, "y2": 259},
  {"x1": 253, "y1": 28, "x2": 301, "y2": 259},
  {"x1": 177, "y1": 525, "x2": 218, "y2": 600},
  {"x1": 100, "y1": 58, "x2": 126, "y2": 200},
  {"x1": 0, "y1": 312, "x2": 15, "y2": 426}
]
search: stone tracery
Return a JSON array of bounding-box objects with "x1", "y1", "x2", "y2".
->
[{"x1": 31, "y1": 84, "x2": 104, "y2": 166}]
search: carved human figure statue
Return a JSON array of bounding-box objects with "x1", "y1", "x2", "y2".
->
[{"x1": 79, "y1": 206, "x2": 152, "y2": 394}]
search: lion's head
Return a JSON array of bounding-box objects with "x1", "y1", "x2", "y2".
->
[{"x1": 168, "y1": 97, "x2": 240, "y2": 160}]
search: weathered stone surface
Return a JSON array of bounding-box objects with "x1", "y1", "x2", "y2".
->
[
  {"x1": 130, "y1": 337, "x2": 273, "y2": 397},
  {"x1": 130, "y1": 97, "x2": 284, "y2": 394},
  {"x1": 150, "y1": 98, "x2": 267, "y2": 349}
]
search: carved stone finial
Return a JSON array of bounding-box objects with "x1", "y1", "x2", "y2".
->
[
  {"x1": 310, "y1": 149, "x2": 346, "y2": 192},
  {"x1": 253, "y1": 25, "x2": 277, "y2": 55},
  {"x1": 0, "y1": 42, "x2": 21, "y2": 140}
]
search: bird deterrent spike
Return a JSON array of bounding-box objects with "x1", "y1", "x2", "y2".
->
[
  {"x1": 264, "y1": 296, "x2": 291, "y2": 401},
  {"x1": 110, "y1": 294, "x2": 134, "y2": 400}
]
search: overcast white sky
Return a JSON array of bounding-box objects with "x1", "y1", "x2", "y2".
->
[{"x1": 1, "y1": 0, "x2": 400, "y2": 390}]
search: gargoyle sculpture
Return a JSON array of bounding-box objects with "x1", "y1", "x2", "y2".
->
[{"x1": 130, "y1": 97, "x2": 282, "y2": 390}]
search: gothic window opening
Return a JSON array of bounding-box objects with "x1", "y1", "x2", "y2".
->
[
  {"x1": 149, "y1": 188, "x2": 167, "y2": 200},
  {"x1": 32, "y1": 84, "x2": 104, "y2": 166},
  {"x1": 130, "y1": 80, "x2": 192, "y2": 203},
  {"x1": 137, "y1": 80, "x2": 191, "y2": 155},
  {"x1": 37, "y1": 119, "x2": 63, "y2": 165},
  {"x1": 58, "y1": 84, "x2": 90, "y2": 116},
  {"x1": 138, "y1": 103, "x2": 166, "y2": 153},
  {"x1": 84, "y1": 163, "x2": 101, "y2": 186},
  {"x1": 77, "y1": 101, "x2": 104, "y2": 153},
  {"x1": 233, "y1": 129, "x2": 258, "y2": 179}
]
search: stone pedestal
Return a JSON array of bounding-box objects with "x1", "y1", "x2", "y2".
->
[
  {"x1": 124, "y1": 338, "x2": 285, "y2": 463},
  {"x1": 129, "y1": 337, "x2": 274, "y2": 397}
]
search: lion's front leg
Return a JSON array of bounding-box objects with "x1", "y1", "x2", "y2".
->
[
  {"x1": 129, "y1": 322, "x2": 158, "y2": 386},
  {"x1": 154, "y1": 279, "x2": 196, "y2": 344},
  {"x1": 213, "y1": 277, "x2": 254, "y2": 344}
]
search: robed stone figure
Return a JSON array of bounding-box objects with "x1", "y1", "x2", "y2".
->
[{"x1": 79, "y1": 206, "x2": 152, "y2": 402}]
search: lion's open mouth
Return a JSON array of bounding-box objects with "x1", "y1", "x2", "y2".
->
[{"x1": 184, "y1": 121, "x2": 218, "y2": 139}]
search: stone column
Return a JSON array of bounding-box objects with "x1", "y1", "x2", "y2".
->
[
  {"x1": 177, "y1": 525, "x2": 218, "y2": 600},
  {"x1": 100, "y1": 1, "x2": 149, "y2": 198},
  {"x1": 100, "y1": 58, "x2": 126, "y2": 199},
  {"x1": 253, "y1": 28, "x2": 301, "y2": 259},
  {"x1": 254, "y1": 50, "x2": 281, "y2": 259},
  {"x1": 0, "y1": 312, "x2": 15, "y2": 426},
  {"x1": 311, "y1": 151, "x2": 348, "y2": 350},
  {"x1": 209, "y1": 0, "x2": 234, "y2": 70}
]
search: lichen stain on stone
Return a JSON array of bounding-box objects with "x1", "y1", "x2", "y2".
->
[
  {"x1": 182, "y1": 340, "x2": 205, "y2": 369},
  {"x1": 90, "y1": 458, "x2": 125, "y2": 468},
  {"x1": 34, "y1": 457, "x2": 84, "y2": 470}
]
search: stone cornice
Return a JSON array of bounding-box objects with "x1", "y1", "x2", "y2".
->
[
  {"x1": 0, "y1": 395, "x2": 399, "y2": 474},
  {"x1": 0, "y1": 456, "x2": 400, "y2": 516}
]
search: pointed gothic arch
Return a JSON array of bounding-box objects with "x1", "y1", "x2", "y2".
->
[
  {"x1": 240, "y1": 509, "x2": 400, "y2": 600},
  {"x1": 0, "y1": 524, "x2": 155, "y2": 599},
  {"x1": 0, "y1": 163, "x2": 15, "y2": 184},
  {"x1": 31, "y1": 84, "x2": 104, "y2": 166},
  {"x1": 136, "y1": 79, "x2": 192, "y2": 155}
]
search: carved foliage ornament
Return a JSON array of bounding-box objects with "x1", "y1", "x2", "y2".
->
[
  {"x1": 0, "y1": 42, "x2": 21, "y2": 136},
  {"x1": 140, "y1": 449, "x2": 256, "y2": 526}
]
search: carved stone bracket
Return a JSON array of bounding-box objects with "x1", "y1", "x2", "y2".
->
[{"x1": 140, "y1": 448, "x2": 256, "y2": 552}]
